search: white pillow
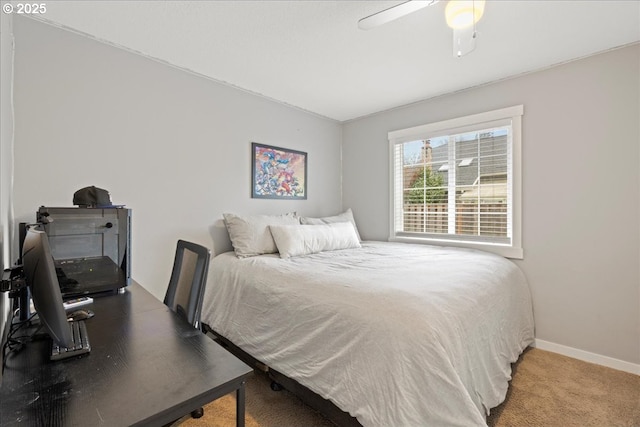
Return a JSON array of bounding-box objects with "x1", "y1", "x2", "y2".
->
[
  {"x1": 299, "y1": 208, "x2": 361, "y2": 241},
  {"x1": 223, "y1": 212, "x2": 299, "y2": 258},
  {"x1": 270, "y1": 222, "x2": 361, "y2": 259}
]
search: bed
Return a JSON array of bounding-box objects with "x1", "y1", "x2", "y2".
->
[{"x1": 201, "y1": 213, "x2": 534, "y2": 427}]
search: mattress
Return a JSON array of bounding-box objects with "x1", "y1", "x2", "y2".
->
[{"x1": 201, "y1": 241, "x2": 535, "y2": 427}]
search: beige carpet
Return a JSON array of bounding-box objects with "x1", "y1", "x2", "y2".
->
[{"x1": 181, "y1": 348, "x2": 640, "y2": 427}]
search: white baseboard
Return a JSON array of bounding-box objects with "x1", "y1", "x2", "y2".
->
[{"x1": 532, "y1": 339, "x2": 640, "y2": 375}]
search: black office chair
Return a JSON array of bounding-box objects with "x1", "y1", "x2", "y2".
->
[
  {"x1": 164, "y1": 239, "x2": 211, "y2": 330},
  {"x1": 163, "y1": 239, "x2": 211, "y2": 420}
]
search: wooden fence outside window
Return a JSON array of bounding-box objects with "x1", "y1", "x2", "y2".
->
[{"x1": 403, "y1": 203, "x2": 507, "y2": 237}]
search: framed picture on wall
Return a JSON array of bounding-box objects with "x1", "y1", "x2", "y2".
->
[{"x1": 251, "y1": 142, "x2": 307, "y2": 199}]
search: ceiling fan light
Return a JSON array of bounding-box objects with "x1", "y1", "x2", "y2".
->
[{"x1": 445, "y1": 0, "x2": 485, "y2": 29}]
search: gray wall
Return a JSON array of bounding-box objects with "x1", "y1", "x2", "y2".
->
[
  {"x1": 342, "y1": 44, "x2": 640, "y2": 366},
  {"x1": 0, "y1": 11, "x2": 14, "y2": 367},
  {"x1": 11, "y1": 17, "x2": 343, "y2": 299}
]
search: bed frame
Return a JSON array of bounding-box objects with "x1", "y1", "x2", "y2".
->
[{"x1": 203, "y1": 324, "x2": 362, "y2": 427}]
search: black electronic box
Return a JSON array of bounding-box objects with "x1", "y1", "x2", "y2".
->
[{"x1": 34, "y1": 207, "x2": 131, "y2": 297}]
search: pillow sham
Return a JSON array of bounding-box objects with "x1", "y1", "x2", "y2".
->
[
  {"x1": 299, "y1": 208, "x2": 362, "y2": 241},
  {"x1": 270, "y1": 222, "x2": 361, "y2": 259},
  {"x1": 223, "y1": 212, "x2": 299, "y2": 258}
]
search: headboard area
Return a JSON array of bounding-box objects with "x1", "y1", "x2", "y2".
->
[
  {"x1": 209, "y1": 219, "x2": 233, "y2": 257},
  {"x1": 209, "y1": 209, "x2": 362, "y2": 258}
]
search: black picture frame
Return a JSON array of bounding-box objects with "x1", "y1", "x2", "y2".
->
[{"x1": 251, "y1": 142, "x2": 307, "y2": 200}]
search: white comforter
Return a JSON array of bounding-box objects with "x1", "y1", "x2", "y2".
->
[{"x1": 201, "y1": 242, "x2": 534, "y2": 427}]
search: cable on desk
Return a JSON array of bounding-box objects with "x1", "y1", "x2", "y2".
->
[{"x1": 2, "y1": 312, "x2": 38, "y2": 373}]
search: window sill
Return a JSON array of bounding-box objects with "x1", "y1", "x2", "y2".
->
[{"x1": 388, "y1": 236, "x2": 523, "y2": 259}]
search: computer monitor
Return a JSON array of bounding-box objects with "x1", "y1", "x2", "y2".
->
[{"x1": 22, "y1": 225, "x2": 73, "y2": 348}]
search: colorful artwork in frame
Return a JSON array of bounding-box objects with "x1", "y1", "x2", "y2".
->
[{"x1": 251, "y1": 143, "x2": 307, "y2": 199}]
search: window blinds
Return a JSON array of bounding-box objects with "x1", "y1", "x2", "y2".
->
[{"x1": 389, "y1": 105, "x2": 523, "y2": 256}]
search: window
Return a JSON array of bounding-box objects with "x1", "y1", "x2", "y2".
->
[{"x1": 389, "y1": 105, "x2": 523, "y2": 259}]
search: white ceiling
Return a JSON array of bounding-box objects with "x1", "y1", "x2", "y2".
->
[{"x1": 28, "y1": 1, "x2": 640, "y2": 122}]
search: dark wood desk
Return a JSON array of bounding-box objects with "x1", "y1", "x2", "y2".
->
[{"x1": 0, "y1": 282, "x2": 253, "y2": 426}]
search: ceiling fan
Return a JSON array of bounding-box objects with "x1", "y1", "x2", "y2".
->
[{"x1": 358, "y1": 0, "x2": 486, "y2": 57}]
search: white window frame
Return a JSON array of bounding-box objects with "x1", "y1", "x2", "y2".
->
[{"x1": 388, "y1": 105, "x2": 523, "y2": 259}]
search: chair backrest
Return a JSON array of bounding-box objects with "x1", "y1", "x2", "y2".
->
[{"x1": 163, "y1": 240, "x2": 211, "y2": 329}]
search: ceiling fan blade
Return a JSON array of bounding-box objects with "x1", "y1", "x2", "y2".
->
[{"x1": 358, "y1": 0, "x2": 440, "y2": 30}]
